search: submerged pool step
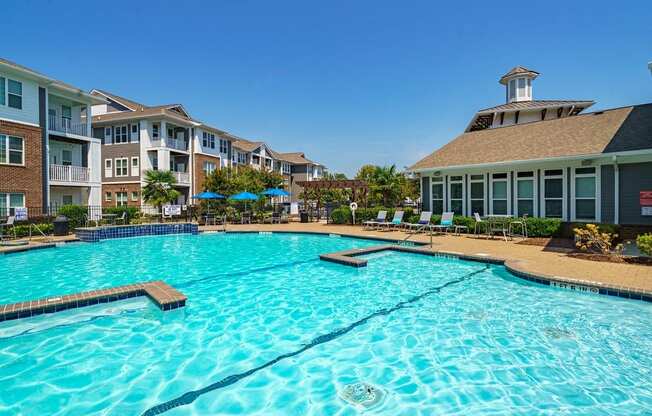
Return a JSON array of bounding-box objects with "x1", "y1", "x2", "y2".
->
[{"x1": 0, "y1": 280, "x2": 187, "y2": 323}]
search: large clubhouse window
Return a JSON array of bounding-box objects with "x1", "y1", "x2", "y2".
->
[
  {"x1": 516, "y1": 171, "x2": 534, "y2": 217},
  {"x1": 115, "y1": 125, "x2": 128, "y2": 143},
  {"x1": 448, "y1": 175, "x2": 463, "y2": 215},
  {"x1": 0, "y1": 135, "x2": 24, "y2": 165},
  {"x1": 574, "y1": 167, "x2": 597, "y2": 221},
  {"x1": 543, "y1": 169, "x2": 564, "y2": 218},
  {"x1": 0, "y1": 192, "x2": 25, "y2": 216},
  {"x1": 491, "y1": 173, "x2": 508, "y2": 215},
  {"x1": 470, "y1": 174, "x2": 484, "y2": 216},
  {"x1": 115, "y1": 158, "x2": 128, "y2": 177},
  {"x1": 431, "y1": 177, "x2": 444, "y2": 214}
]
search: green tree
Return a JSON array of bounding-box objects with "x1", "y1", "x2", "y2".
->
[
  {"x1": 141, "y1": 170, "x2": 180, "y2": 211},
  {"x1": 355, "y1": 164, "x2": 415, "y2": 207}
]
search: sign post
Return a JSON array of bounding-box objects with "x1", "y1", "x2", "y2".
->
[{"x1": 350, "y1": 202, "x2": 358, "y2": 225}]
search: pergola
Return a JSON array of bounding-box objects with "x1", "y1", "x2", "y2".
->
[{"x1": 296, "y1": 179, "x2": 369, "y2": 219}]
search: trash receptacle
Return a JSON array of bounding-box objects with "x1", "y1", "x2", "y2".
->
[
  {"x1": 53, "y1": 215, "x2": 69, "y2": 236},
  {"x1": 300, "y1": 211, "x2": 309, "y2": 223}
]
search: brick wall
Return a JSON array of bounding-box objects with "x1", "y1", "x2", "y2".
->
[
  {"x1": 193, "y1": 154, "x2": 221, "y2": 195},
  {"x1": 0, "y1": 120, "x2": 43, "y2": 208},
  {"x1": 102, "y1": 183, "x2": 141, "y2": 207}
]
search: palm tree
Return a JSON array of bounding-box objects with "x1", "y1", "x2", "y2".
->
[
  {"x1": 372, "y1": 165, "x2": 402, "y2": 207},
  {"x1": 141, "y1": 170, "x2": 180, "y2": 212}
]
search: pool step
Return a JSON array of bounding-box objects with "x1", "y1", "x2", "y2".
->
[{"x1": 0, "y1": 280, "x2": 187, "y2": 322}]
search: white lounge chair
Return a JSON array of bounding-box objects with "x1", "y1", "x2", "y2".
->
[
  {"x1": 378, "y1": 210, "x2": 404, "y2": 231},
  {"x1": 363, "y1": 210, "x2": 387, "y2": 230},
  {"x1": 0, "y1": 216, "x2": 16, "y2": 240},
  {"x1": 403, "y1": 211, "x2": 432, "y2": 232},
  {"x1": 473, "y1": 212, "x2": 487, "y2": 237},
  {"x1": 432, "y1": 212, "x2": 468, "y2": 235}
]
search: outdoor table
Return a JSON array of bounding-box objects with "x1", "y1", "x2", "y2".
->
[
  {"x1": 101, "y1": 213, "x2": 117, "y2": 224},
  {"x1": 482, "y1": 215, "x2": 513, "y2": 241},
  {"x1": 203, "y1": 213, "x2": 216, "y2": 225}
]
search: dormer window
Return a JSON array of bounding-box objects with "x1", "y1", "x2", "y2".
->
[{"x1": 508, "y1": 77, "x2": 532, "y2": 102}]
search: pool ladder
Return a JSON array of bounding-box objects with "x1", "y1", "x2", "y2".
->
[{"x1": 397, "y1": 224, "x2": 433, "y2": 247}]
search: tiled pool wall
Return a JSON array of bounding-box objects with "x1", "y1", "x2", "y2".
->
[{"x1": 75, "y1": 223, "x2": 198, "y2": 242}]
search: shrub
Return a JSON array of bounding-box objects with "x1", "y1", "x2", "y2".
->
[
  {"x1": 525, "y1": 217, "x2": 563, "y2": 238},
  {"x1": 637, "y1": 233, "x2": 652, "y2": 256},
  {"x1": 57, "y1": 205, "x2": 88, "y2": 229},
  {"x1": 12, "y1": 223, "x2": 54, "y2": 238},
  {"x1": 330, "y1": 207, "x2": 352, "y2": 224},
  {"x1": 573, "y1": 223, "x2": 622, "y2": 254}
]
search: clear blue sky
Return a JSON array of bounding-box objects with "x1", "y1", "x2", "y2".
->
[{"x1": 5, "y1": 0, "x2": 651, "y2": 176}]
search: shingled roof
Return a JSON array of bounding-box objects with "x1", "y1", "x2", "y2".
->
[
  {"x1": 277, "y1": 152, "x2": 316, "y2": 165},
  {"x1": 410, "y1": 104, "x2": 652, "y2": 171},
  {"x1": 499, "y1": 66, "x2": 539, "y2": 84}
]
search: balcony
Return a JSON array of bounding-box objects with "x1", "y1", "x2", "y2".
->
[
  {"x1": 49, "y1": 115, "x2": 88, "y2": 137},
  {"x1": 172, "y1": 171, "x2": 190, "y2": 185},
  {"x1": 50, "y1": 164, "x2": 90, "y2": 183},
  {"x1": 151, "y1": 138, "x2": 189, "y2": 152}
]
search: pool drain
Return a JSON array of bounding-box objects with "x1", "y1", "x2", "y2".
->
[
  {"x1": 544, "y1": 327, "x2": 575, "y2": 339},
  {"x1": 339, "y1": 382, "x2": 385, "y2": 409}
]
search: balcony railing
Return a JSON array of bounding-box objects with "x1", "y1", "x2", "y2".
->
[
  {"x1": 172, "y1": 171, "x2": 190, "y2": 184},
  {"x1": 49, "y1": 115, "x2": 88, "y2": 137},
  {"x1": 50, "y1": 164, "x2": 90, "y2": 183},
  {"x1": 150, "y1": 138, "x2": 189, "y2": 151}
]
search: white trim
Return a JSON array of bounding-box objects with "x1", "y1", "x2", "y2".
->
[
  {"x1": 468, "y1": 173, "x2": 486, "y2": 217},
  {"x1": 431, "y1": 175, "x2": 445, "y2": 215},
  {"x1": 513, "y1": 169, "x2": 537, "y2": 217},
  {"x1": 0, "y1": 116, "x2": 39, "y2": 128},
  {"x1": 614, "y1": 163, "x2": 619, "y2": 224},
  {"x1": 489, "y1": 172, "x2": 510, "y2": 215},
  {"x1": 0, "y1": 134, "x2": 25, "y2": 166},
  {"x1": 114, "y1": 157, "x2": 129, "y2": 177},
  {"x1": 130, "y1": 156, "x2": 139, "y2": 176},
  {"x1": 447, "y1": 174, "x2": 465, "y2": 216},
  {"x1": 104, "y1": 158, "x2": 113, "y2": 178},
  {"x1": 101, "y1": 180, "x2": 141, "y2": 185},
  {"x1": 541, "y1": 168, "x2": 567, "y2": 221}
]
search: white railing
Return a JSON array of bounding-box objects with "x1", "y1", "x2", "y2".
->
[
  {"x1": 150, "y1": 138, "x2": 188, "y2": 151},
  {"x1": 50, "y1": 164, "x2": 90, "y2": 183},
  {"x1": 49, "y1": 115, "x2": 88, "y2": 137},
  {"x1": 173, "y1": 171, "x2": 190, "y2": 184}
]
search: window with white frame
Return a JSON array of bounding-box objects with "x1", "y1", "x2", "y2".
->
[
  {"x1": 131, "y1": 191, "x2": 139, "y2": 201},
  {"x1": 115, "y1": 158, "x2": 128, "y2": 177},
  {"x1": 131, "y1": 157, "x2": 139, "y2": 176},
  {"x1": 114, "y1": 125, "x2": 128, "y2": 143},
  {"x1": 282, "y1": 163, "x2": 291, "y2": 175},
  {"x1": 61, "y1": 149, "x2": 72, "y2": 166},
  {"x1": 0, "y1": 135, "x2": 24, "y2": 165},
  {"x1": 0, "y1": 192, "x2": 24, "y2": 216},
  {"x1": 543, "y1": 169, "x2": 564, "y2": 219},
  {"x1": 573, "y1": 167, "x2": 597, "y2": 221},
  {"x1": 116, "y1": 191, "x2": 128, "y2": 207},
  {"x1": 203, "y1": 161, "x2": 216, "y2": 175},
  {"x1": 0, "y1": 77, "x2": 4, "y2": 106},
  {"x1": 202, "y1": 132, "x2": 216, "y2": 149},
  {"x1": 491, "y1": 173, "x2": 508, "y2": 215},
  {"x1": 448, "y1": 175, "x2": 464, "y2": 215},
  {"x1": 516, "y1": 171, "x2": 535, "y2": 217},
  {"x1": 167, "y1": 127, "x2": 174, "y2": 139},
  {"x1": 431, "y1": 176, "x2": 444, "y2": 214},
  {"x1": 104, "y1": 159, "x2": 113, "y2": 178},
  {"x1": 131, "y1": 124, "x2": 139, "y2": 142},
  {"x1": 7, "y1": 79, "x2": 22, "y2": 109},
  {"x1": 219, "y1": 139, "x2": 228, "y2": 154},
  {"x1": 152, "y1": 123, "x2": 160, "y2": 140},
  {"x1": 105, "y1": 192, "x2": 112, "y2": 202},
  {"x1": 509, "y1": 79, "x2": 516, "y2": 101},
  {"x1": 104, "y1": 127, "x2": 112, "y2": 144},
  {"x1": 238, "y1": 152, "x2": 246, "y2": 164},
  {"x1": 62, "y1": 194, "x2": 73, "y2": 205},
  {"x1": 469, "y1": 174, "x2": 484, "y2": 216}
]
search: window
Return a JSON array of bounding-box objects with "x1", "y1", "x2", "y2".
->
[
  {"x1": 104, "y1": 159, "x2": 113, "y2": 178},
  {"x1": 131, "y1": 157, "x2": 139, "y2": 176},
  {"x1": 517, "y1": 78, "x2": 526, "y2": 98},
  {"x1": 202, "y1": 131, "x2": 216, "y2": 149},
  {"x1": 574, "y1": 167, "x2": 597, "y2": 221},
  {"x1": 219, "y1": 139, "x2": 228, "y2": 153},
  {"x1": 62, "y1": 195, "x2": 73, "y2": 205},
  {"x1": 282, "y1": 163, "x2": 291, "y2": 175},
  {"x1": 431, "y1": 176, "x2": 444, "y2": 214},
  {"x1": 115, "y1": 158, "x2": 128, "y2": 177},
  {"x1": 131, "y1": 124, "x2": 139, "y2": 142},
  {"x1": 115, "y1": 125, "x2": 128, "y2": 143},
  {"x1": 543, "y1": 169, "x2": 564, "y2": 219},
  {"x1": 105, "y1": 192, "x2": 112, "y2": 202},
  {"x1": 116, "y1": 192, "x2": 128, "y2": 207},
  {"x1": 516, "y1": 171, "x2": 534, "y2": 217},
  {"x1": 238, "y1": 152, "x2": 246, "y2": 164},
  {"x1": 202, "y1": 132, "x2": 208, "y2": 147},
  {"x1": 509, "y1": 79, "x2": 516, "y2": 101},
  {"x1": 0, "y1": 135, "x2": 24, "y2": 165},
  {"x1": 62, "y1": 149, "x2": 72, "y2": 166},
  {"x1": 104, "y1": 127, "x2": 112, "y2": 144},
  {"x1": 469, "y1": 174, "x2": 484, "y2": 216},
  {"x1": 203, "y1": 161, "x2": 216, "y2": 175},
  {"x1": 167, "y1": 127, "x2": 174, "y2": 139},
  {"x1": 131, "y1": 191, "x2": 139, "y2": 201},
  {"x1": 7, "y1": 79, "x2": 22, "y2": 109},
  {"x1": 152, "y1": 123, "x2": 160, "y2": 140},
  {"x1": 0, "y1": 193, "x2": 25, "y2": 216},
  {"x1": 491, "y1": 173, "x2": 508, "y2": 215},
  {"x1": 0, "y1": 77, "x2": 4, "y2": 105},
  {"x1": 448, "y1": 175, "x2": 464, "y2": 216},
  {"x1": 62, "y1": 105, "x2": 72, "y2": 121}
]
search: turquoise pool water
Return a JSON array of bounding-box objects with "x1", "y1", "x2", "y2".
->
[{"x1": 0, "y1": 233, "x2": 651, "y2": 415}]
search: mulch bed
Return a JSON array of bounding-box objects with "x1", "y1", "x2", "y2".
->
[
  {"x1": 516, "y1": 238, "x2": 575, "y2": 250},
  {"x1": 566, "y1": 252, "x2": 652, "y2": 266}
]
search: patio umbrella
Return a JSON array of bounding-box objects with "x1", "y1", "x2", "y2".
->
[
  {"x1": 191, "y1": 191, "x2": 225, "y2": 214},
  {"x1": 230, "y1": 191, "x2": 259, "y2": 212},
  {"x1": 261, "y1": 188, "x2": 290, "y2": 211}
]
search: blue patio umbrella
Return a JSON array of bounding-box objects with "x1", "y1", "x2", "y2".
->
[
  {"x1": 261, "y1": 188, "x2": 290, "y2": 197},
  {"x1": 230, "y1": 191, "x2": 259, "y2": 201},
  {"x1": 191, "y1": 191, "x2": 226, "y2": 199}
]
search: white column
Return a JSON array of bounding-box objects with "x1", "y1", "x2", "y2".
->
[
  {"x1": 614, "y1": 163, "x2": 619, "y2": 224},
  {"x1": 160, "y1": 120, "x2": 167, "y2": 147}
]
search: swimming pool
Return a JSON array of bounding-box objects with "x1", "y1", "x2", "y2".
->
[{"x1": 0, "y1": 233, "x2": 651, "y2": 415}]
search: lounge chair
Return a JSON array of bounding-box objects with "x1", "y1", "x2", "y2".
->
[
  {"x1": 432, "y1": 212, "x2": 458, "y2": 234},
  {"x1": 0, "y1": 216, "x2": 16, "y2": 240},
  {"x1": 473, "y1": 212, "x2": 486, "y2": 237},
  {"x1": 115, "y1": 211, "x2": 127, "y2": 225},
  {"x1": 378, "y1": 210, "x2": 404, "y2": 231},
  {"x1": 403, "y1": 211, "x2": 433, "y2": 232},
  {"x1": 363, "y1": 210, "x2": 387, "y2": 230},
  {"x1": 263, "y1": 212, "x2": 281, "y2": 224}
]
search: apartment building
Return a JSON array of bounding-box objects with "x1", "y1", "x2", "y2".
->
[
  {"x1": 277, "y1": 152, "x2": 324, "y2": 202},
  {"x1": 0, "y1": 58, "x2": 103, "y2": 216}
]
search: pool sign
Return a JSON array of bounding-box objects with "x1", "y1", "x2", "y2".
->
[
  {"x1": 640, "y1": 192, "x2": 652, "y2": 216},
  {"x1": 14, "y1": 207, "x2": 28, "y2": 221},
  {"x1": 163, "y1": 205, "x2": 181, "y2": 216}
]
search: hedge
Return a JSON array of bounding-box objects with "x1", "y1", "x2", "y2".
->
[
  {"x1": 12, "y1": 223, "x2": 54, "y2": 238},
  {"x1": 637, "y1": 233, "x2": 652, "y2": 256},
  {"x1": 329, "y1": 207, "x2": 565, "y2": 238},
  {"x1": 56, "y1": 205, "x2": 88, "y2": 229}
]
